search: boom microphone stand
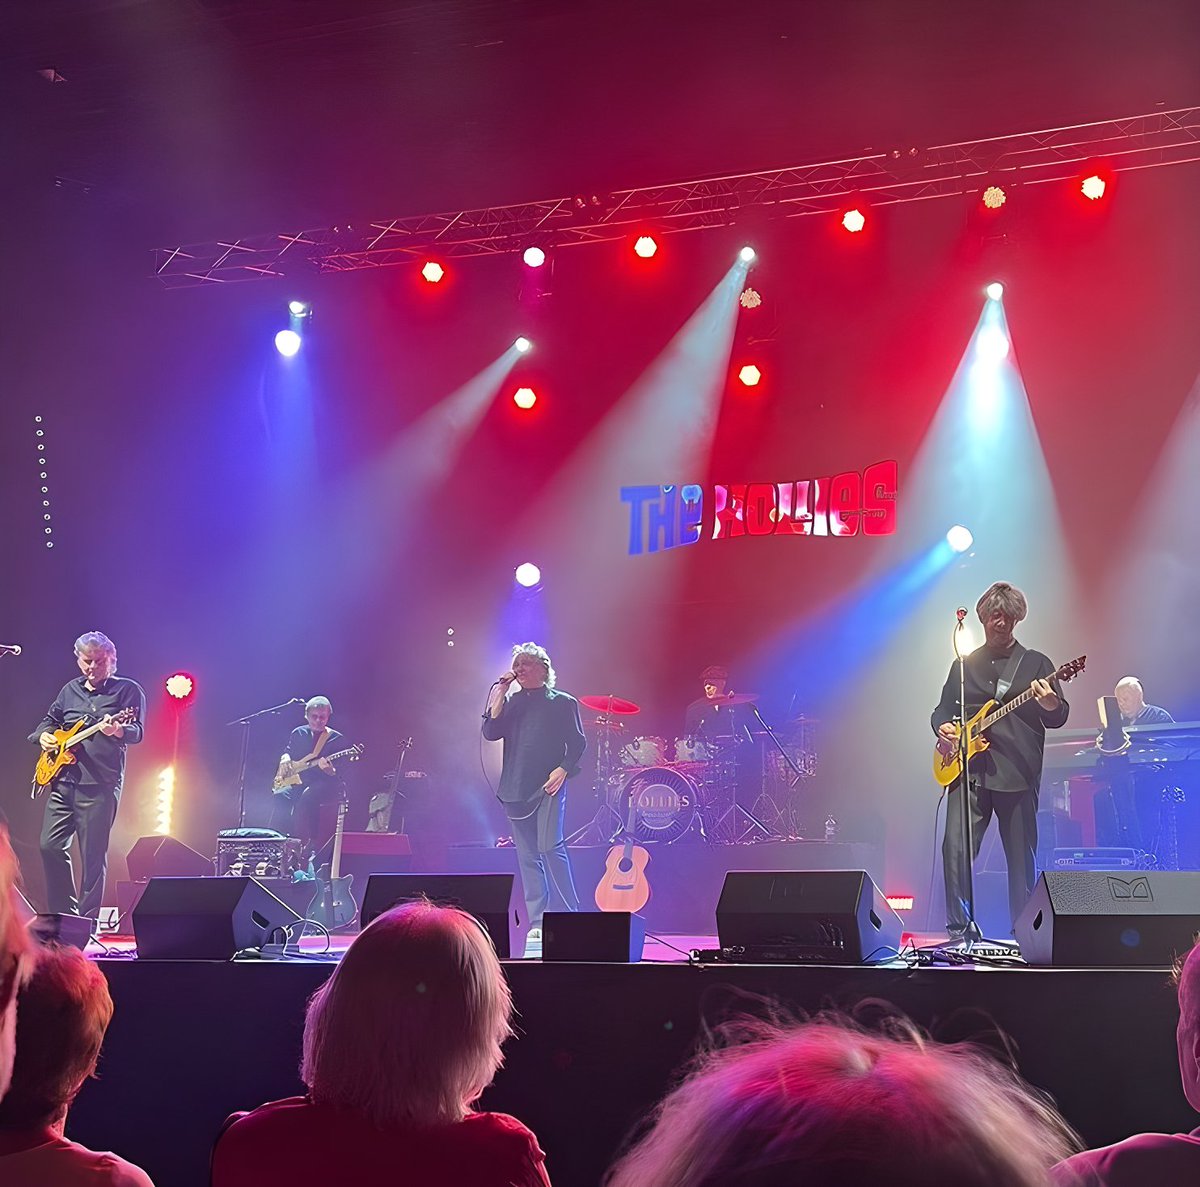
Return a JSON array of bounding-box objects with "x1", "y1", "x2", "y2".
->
[
  {"x1": 227, "y1": 697, "x2": 306, "y2": 828},
  {"x1": 951, "y1": 609, "x2": 984, "y2": 948}
]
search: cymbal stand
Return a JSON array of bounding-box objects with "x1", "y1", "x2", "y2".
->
[
  {"x1": 705, "y1": 722, "x2": 773, "y2": 845},
  {"x1": 565, "y1": 714, "x2": 625, "y2": 846},
  {"x1": 749, "y1": 703, "x2": 808, "y2": 839}
]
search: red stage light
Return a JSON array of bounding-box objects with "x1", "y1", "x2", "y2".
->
[
  {"x1": 981, "y1": 185, "x2": 1007, "y2": 210},
  {"x1": 1080, "y1": 174, "x2": 1107, "y2": 201},
  {"x1": 165, "y1": 672, "x2": 195, "y2": 701},
  {"x1": 513, "y1": 386, "x2": 537, "y2": 410},
  {"x1": 841, "y1": 208, "x2": 866, "y2": 233},
  {"x1": 420, "y1": 261, "x2": 446, "y2": 283},
  {"x1": 738, "y1": 364, "x2": 762, "y2": 387},
  {"x1": 633, "y1": 235, "x2": 658, "y2": 259}
]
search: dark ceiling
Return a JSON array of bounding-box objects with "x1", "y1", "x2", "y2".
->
[{"x1": 3, "y1": 0, "x2": 1199, "y2": 246}]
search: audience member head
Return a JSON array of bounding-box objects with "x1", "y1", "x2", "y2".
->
[
  {"x1": 604, "y1": 1014, "x2": 1078, "y2": 1187},
  {"x1": 1176, "y1": 942, "x2": 1200, "y2": 1111},
  {"x1": 0, "y1": 943, "x2": 114, "y2": 1130},
  {"x1": 301, "y1": 899, "x2": 513, "y2": 1129},
  {"x1": 0, "y1": 827, "x2": 32, "y2": 1101}
]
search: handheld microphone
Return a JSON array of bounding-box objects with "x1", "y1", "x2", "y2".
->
[
  {"x1": 0, "y1": 644, "x2": 21, "y2": 656},
  {"x1": 955, "y1": 608, "x2": 968, "y2": 622}
]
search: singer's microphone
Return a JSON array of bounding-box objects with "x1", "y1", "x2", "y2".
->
[
  {"x1": 0, "y1": 644, "x2": 21, "y2": 656},
  {"x1": 955, "y1": 608, "x2": 968, "y2": 622}
]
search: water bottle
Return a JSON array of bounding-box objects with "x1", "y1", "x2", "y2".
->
[{"x1": 824, "y1": 815, "x2": 838, "y2": 842}]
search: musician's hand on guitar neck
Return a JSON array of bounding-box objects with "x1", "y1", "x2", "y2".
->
[
  {"x1": 99, "y1": 714, "x2": 126, "y2": 737},
  {"x1": 1031, "y1": 678, "x2": 1060, "y2": 711},
  {"x1": 542, "y1": 767, "x2": 567, "y2": 796},
  {"x1": 316, "y1": 757, "x2": 334, "y2": 773}
]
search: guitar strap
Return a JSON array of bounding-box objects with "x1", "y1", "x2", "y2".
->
[
  {"x1": 994, "y1": 645, "x2": 1027, "y2": 702},
  {"x1": 305, "y1": 730, "x2": 333, "y2": 762}
]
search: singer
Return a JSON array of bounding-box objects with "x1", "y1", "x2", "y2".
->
[
  {"x1": 931, "y1": 582, "x2": 1068, "y2": 937},
  {"x1": 269, "y1": 696, "x2": 344, "y2": 861},
  {"x1": 30, "y1": 631, "x2": 146, "y2": 921},
  {"x1": 482, "y1": 642, "x2": 585, "y2": 958}
]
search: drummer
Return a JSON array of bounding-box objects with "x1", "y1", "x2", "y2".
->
[{"x1": 684, "y1": 665, "x2": 756, "y2": 740}]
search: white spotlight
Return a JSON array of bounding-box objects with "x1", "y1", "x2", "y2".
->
[
  {"x1": 739, "y1": 246, "x2": 757, "y2": 263},
  {"x1": 274, "y1": 329, "x2": 302, "y2": 357},
  {"x1": 985, "y1": 282, "x2": 1004, "y2": 301},
  {"x1": 946, "y1": 525, "x2": 974, "y2": 553},
  {"x1": 522, "y1": 246, "x2": 546, "y2": 268},
  {"x1": 514, "y1": 336, "x2": 532, "y2": 354},
  {"x1": 288, "y1": 300, "x2": 311, "y2": 317},
  {"x1": 515, "y1": 562, "x2": 542, "y2": 588}
]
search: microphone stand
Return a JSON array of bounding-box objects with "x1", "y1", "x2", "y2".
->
[
  {"x1": 746, "y1": 702, "x2": 805, "y2": 839},
  {"x1": 951, "y1": 616, "x2": 984, "y2": 949},
  {"x1": 227, "y1": 698, "x2": 304, "y2": 828}
]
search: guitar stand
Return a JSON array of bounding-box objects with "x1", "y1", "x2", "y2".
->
[{"x1": 565, "y1": 799, "x2": 625, "y2": 847}]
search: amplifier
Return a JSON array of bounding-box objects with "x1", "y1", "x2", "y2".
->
[
  {"x1": 215, "y1": 834, "x2": 304, "y2": 879},
  {"x1": 1052, "y1": 847, "x2": 1139, "y2": 870}
]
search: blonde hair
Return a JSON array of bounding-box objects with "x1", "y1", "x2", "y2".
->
[
  {"x1": 511, "y1": 642, "x2": 556, "y2": 689},
  {"x1": 0, "y1": 944, "x2": 114, "y2": 1129},
  {"x1": 604, "y1": 1014, "x2": 1079, "y2": 1187},
  {"x1": 301, "y1": 900, "x2": 513, "y2": 1128},
  {"x1": 0, "y1": 828, "x2": 32, "y2": 1101}
]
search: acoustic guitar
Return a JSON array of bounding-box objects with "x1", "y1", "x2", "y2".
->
[
  {"x1": 273, "y1": 742, "x2": 363, "y2": 790},
  {"x1": 32, "y1": 707, "x2": 138, "y2": 797},
  {"x1": 594, "y1": 783, "x2": 651, "y2": 913},
  {"x1": 933, "y1": 655, "x2": 1087, "y2": 788}
]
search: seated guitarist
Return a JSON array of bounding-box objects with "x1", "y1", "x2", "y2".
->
[
  {"x1": 270, "y1": 696, "x2": 344, "y2": 861},
  {"x1": 31, "y1": 631, "x2": 146, "y2": 922},
  {"x1": 932, "y1": 582, "x2": 1068, "y2": 939}
]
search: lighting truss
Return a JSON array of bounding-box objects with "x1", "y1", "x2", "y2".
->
[{"x1": 153, "y1": 106, "x2": 1200, "y2": 288}]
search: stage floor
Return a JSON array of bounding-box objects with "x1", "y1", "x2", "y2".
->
[{"x1": 67, "y1": 932, "x2": 1194, "y2": 1187}]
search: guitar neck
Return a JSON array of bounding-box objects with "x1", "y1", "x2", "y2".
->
[
  {"x1": 980, "y1": 685, "x2": 1039, "y2": 731},
  {"x1": 63, "y1": 715, "x2": 127, "y2": 751},
  {"x1": 330, "y1": 803, "x2": 346, "y2": 879}
]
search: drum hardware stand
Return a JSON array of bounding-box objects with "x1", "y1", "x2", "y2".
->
[
  {"x1": 565, "y1": 713, "x2": 626, "y2": 846},
  {"x1": 703, "y1": 724, "x2": 773, "y2": 845},
  {"x1": 747, "y1": 705, "x2": 808, "y2": 840}
]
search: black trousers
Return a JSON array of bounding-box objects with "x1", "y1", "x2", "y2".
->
[
  {"x1": 40, "y1": 781, "x2": 119, "y2": 918},
  {"x1": 269, "y1": 782, "x2": 334, "y2": 858},
  {"x1": 943, "y1": 780, "x2": 1038, "y2": 934}
]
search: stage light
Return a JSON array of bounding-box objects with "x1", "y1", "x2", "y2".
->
[
  {"x1": 739, "y1": 246, "x2": 757, "y2": 263},
  {"x1": 274, "y1": 329, "x2": 301, "y2": 357},
  {"x1": 1081, "y1": 174, "x2": 1106, "y2": 201},
  {"x1": 155, "y1": 766, "x2": 175, "y2": 836},
  {"x1": 515, "y1": 562, "x2": 542, "y2": 588},
  {"x1": 287, "y1": 300, "x2": 311, "y2": 317},
  {"x1": 841, "y1": 209, "x2": 866, "y2": 233},
  {"x1": 514, "y1": 336, "x2": 532, "y2": 354},
  {"x1": 975, "y1": 324, "x2": 1010, "y2": 365},
  {"x1": 885, "y1": 895, "x2": 914, "y2": 912},
  {"x1": 739, "y1": 287, "x2": 762, "y2": 309},
  {"x1": 634, "y1": 235, "x2": 658, "y2": 258},
  {"x1": 421, "y1": 261, "x2": 445, "y2": 283},
  {"x1": 738, "y1": 364, "x2": 762, "y2": 387},
  {"x1": 513, "y1": 386, "x2": 537, "y2": 410},
  {"x1": 981, "y1": 186, "x2": 1007, "y2": 210},
  {"x1": 985, "y1": 281, "x2": 1004, "y2": 301},
  {"x1": 946, "y1": 525, "x2": 974, "y2": 553},
  {"x1": 165, "y1": 673, "x2": 195, "y2": 701},
  {"x1": 522, "y1": 246, "x2": 546, "y2": 268}
]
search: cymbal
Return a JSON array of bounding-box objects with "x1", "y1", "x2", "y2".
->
[
  {"x1": 585, "y1": 716, "x2": 626, "y2": 731},
  {"x1": 717, "y1": 692, "x2": 759, "y2": 705},
  {"x1": 579, "y1": 694, "x2": 640, "y2": 715}
]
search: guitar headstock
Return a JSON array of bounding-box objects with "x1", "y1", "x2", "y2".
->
[
  {"x1": 1056, "y1": 655, "x2": 1087, "y2": 683},
  {"x1": 348, "y1": 743, "x2": 364, "y2": 762},
  {"x1": 400, "y1": 737, "x2": 414, "y2": 750}
]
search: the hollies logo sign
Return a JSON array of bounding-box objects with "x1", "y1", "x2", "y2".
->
[{"x1": 621, "y1": 460, "x2": 898, "y2": 555}]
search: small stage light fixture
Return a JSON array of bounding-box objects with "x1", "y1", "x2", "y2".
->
[
  {"x1": 165, "y1": 673, "x2": 195, "y2": 701},
  {"x1": 738, "y1": 364, "x2": 762, "y2": 387},
  {"x1": 1080, "y1": 174, "x2": 1107, "y2": 201},
  {"x1": 634, "y1": 235, "x2": 658, "y2": 258},
  {"x1": 513, "y1": 386, "x2": 537, "y2": 410},
  {"x1": 274, "y1": 329, "x2": 301, "y2": 357},
  {"x1": 841, "y1": 209, "x2": 866, "y2": 233},
  {"x1": 981, "y1": 186, "x2": 1007, "y2": 210},
  {"x1": 515, "y1": 562, "x2": 542, "y2": 588},
  {"x1": 287, "y1": 300, "x2": 311, "y2": 317},
  {"x1": 946, "y1": 525, "x2": 974, "y2": 553},
  {"x1": 739, "y1": 287, "x2": 762, "y2": 309},
  {"x1": 421, "y1": 261, "x2": 446, "y2": 283},
  {"x1": 985, "y1": 282, "x2": 1004, "y2": 301},
  {"x1": 739, "y1": 246, "x2": 757, "y2": 263},
  {"x1": 514, "y1": 337, "x2": 532, "y2": 354},
  {"x1": 522, "y1": 246, "x2": 547, "y2": 268}
]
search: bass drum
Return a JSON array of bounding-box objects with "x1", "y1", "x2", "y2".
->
[{"x1": 618, "y1": 767, "x2": 699, "y2": 844}]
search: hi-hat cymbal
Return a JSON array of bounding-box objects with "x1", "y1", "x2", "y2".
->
[
  {"x1": 580, "y1": 694, "x2": 640, "y2": 715},
  {"x1": 718, "y1": 692, "x2": 759, "y2": 705}
]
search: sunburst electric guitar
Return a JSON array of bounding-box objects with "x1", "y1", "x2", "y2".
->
[
  {"x1": 32, "y1": 707, "x2": 139, "y2": 797},
  {"x1": 933, "y1": 655, "x2": 1087, "y2": 788}
]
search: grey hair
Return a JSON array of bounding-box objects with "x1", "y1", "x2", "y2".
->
[
  {"x1": 1115, "y1": 676, "x2": 1143, "y2": 695},
  {"x1": 305, "y1": 696, "x2": 332, "y2": 713},
  {"x1": 511, "y1": 642, "x2": 556, "y2": 689},
  {"x1": 975, "y1": 582, "x2": 1028, "y2": 625},
  {"x1": 74, "y1": 632, "x2": 116, "y2": 657},
  {"x1": 301, "y1": 900, "x2": 513, "y2": 1128}
]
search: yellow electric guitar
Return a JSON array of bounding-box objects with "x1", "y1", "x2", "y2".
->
[
  {"x1": 933, "y1": 655, "x2": 1087, "y2": 788},
  {"x1": 273, "y1": 742, "x2": 363, "y2": 791},
  {"x1": 32, "y1": 707, "x2": 138, "y2": 796}
]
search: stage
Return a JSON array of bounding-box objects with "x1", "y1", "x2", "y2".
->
[{"x1": 70, "y1": 936, "x2": 1191, "y2": 1187}]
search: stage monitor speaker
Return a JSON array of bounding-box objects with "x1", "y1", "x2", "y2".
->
[
  {"x1": 716, "y1": 870, "x2": 903, "y2": 964},
  {"x1": 132, "y1": 877, "x2": 300, "y2": 960},
  {"x1": 1015, "y1": 871, "x2": 1200, "y2": 967},
  {"x1": 543, "y1": 911, "x2": 645, "y2": 963},
  {"x1": 126, "y1": 835, "x2": 212, "y2": 882},
  {"x1": 361, "y1": 874, "x2": 517, "y2": 959}
]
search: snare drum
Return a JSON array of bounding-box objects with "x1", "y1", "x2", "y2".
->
[
  {"x1": 620, "y1": 736, "x2": 667, "y2": 767},
  {"x1": 619, "y1": 766, "x2": 699, "y2": 844},
  {"x1": 672, "y1": 735, "x2": 709, "y2": 763}
]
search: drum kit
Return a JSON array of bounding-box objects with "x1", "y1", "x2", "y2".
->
[{"x1": 568, "y1": 692, "x2": 818, "y2": 847}]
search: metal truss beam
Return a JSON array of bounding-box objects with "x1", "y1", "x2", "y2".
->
[{"x1": 153, "y1": 106, "x2": 1200, "y2": 288}]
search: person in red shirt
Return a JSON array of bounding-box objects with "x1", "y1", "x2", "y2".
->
[{"x1": 211, "y1": 899, "x2": 550, "y2": 1187}]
